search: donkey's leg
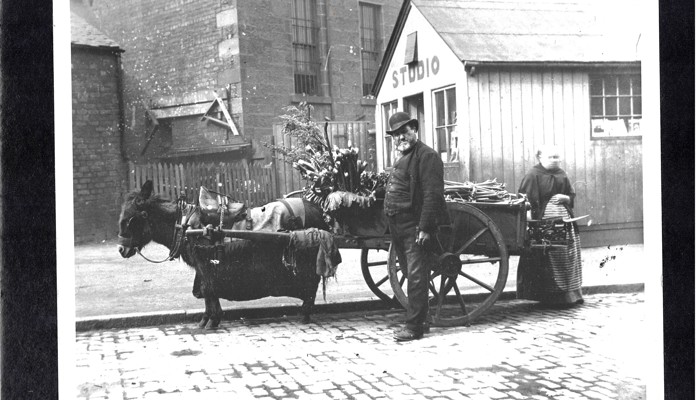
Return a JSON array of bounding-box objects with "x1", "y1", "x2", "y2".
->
[
  {"x1": 300, "y1": 288, "x2": 317, "y2": 324},
  {"x1": 204, "y1": 298, "x2": 223, "y2": 330},
  {"x1": 197, "y1": 299, "x2": 210, "y2": 329}
]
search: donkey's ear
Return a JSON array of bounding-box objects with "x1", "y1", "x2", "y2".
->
[{"x1": 140, "y1": 180, "x2": 154, "y2": 198}]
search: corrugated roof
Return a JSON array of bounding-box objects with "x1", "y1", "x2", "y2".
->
[
  {"x1": 413, "y1": 0, "x2": 642, "y2": 63},
  {"x1": 71, "y1": 12, "x2": 121, "y2": 50}
]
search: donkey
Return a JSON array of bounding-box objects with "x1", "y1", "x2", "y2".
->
[{"x1": 117, "y1": 180, "x2": 329, "y2": 329}]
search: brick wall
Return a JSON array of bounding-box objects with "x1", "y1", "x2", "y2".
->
[
  {"x1": 87, "y1": 0, "x2": 400, "y2": 164},
  {"x1": 72, "y1": 48, "x2": 127, "y2": 244},
  {"x1": 236, "y1": 0, "x2": 401, "y2": 160}
]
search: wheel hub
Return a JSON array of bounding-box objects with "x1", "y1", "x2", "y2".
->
[{"x1": 437, "y1": 252, "x2": 462, "y2": 277}]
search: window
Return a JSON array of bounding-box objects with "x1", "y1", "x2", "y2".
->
[
  {"x1": 589, "y1": 74, "x2": 642, "y2": 138},
  {"x1": 433, "y1": 86, "x2": 458, "y2": 162},
  {"x1": 382, "y1": 101, "x2": 398, "y2": 167},
  {"x1": 292, "y1": 0, "x2": 320, "y2": 95},
  {"x1": 360, "y1": 3, "x2": 382, "y2": 96}
]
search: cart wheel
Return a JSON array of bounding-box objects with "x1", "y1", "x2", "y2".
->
[
  {"x1": 387, "y1": 201, "x2": 509, "y2": 327},
  {"x1": 360, "y1": 248, "x2": 401, "y2": 306}
]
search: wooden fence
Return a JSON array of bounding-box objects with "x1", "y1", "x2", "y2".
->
[
  {"x1": 128, "y1": 161, "x2": 276, "y2": 206},
  {"x1": 272, "y1": 121, "x2": 375, "y2": 196}
]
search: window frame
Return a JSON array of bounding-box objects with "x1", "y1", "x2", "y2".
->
[
  {"x1": 382, "y1": 100, "x2": 398, "y2": 168},
  {"x1": 589, "y1": 72, "x2": 642, "y2": 140},
  {"x1": 359, "y1": 2, "x2": 383, "y2": 97},
  {"x1": 432, "y1": 85, "x2": 458, "y2": 163},
  {"x1": 291, "y1": 0, "x2": 321, "y2": 96}
]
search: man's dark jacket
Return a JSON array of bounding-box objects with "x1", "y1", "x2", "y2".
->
[{"x1": 398, "y1": 140, "x2": 450, "y2": 233}]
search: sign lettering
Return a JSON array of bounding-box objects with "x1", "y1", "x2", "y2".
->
[{"x1": 391, "y1": 56, "x2": 440, "y2": 88}]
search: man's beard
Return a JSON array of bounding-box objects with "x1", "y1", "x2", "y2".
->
[{"x1": 396, "y1": 139, "x2": 415, "y2": 152}]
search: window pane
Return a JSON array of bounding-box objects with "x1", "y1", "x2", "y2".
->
[
  {"x1": 603, "y1": 76, "x2": 617, "y2": 95},
  {"x1": 633, "y1": 97, "x2": 642, "y2": 115},
  {"x1": 447, "y1": 88, "x2": 457, "y2": 125},
  {"x1": 434, "y1": 91, "x2": 445, "y2": 126},
  {"x1": 632, "y1": 76, "x2": 642, "y2": 95},
  {"x1": 292, "y1": 0, "x2": 319, "y2": 95},
  {"x1": 436, "y1": 127, "x2": 447, "y2": 153},
  {"x1": 618, "y1": 77, "x2": 630, "y2": 95},
  {"x1": 449, "y1": 129, "x2": 459, "y2": 162},
  {"x1": 590, "y1": 98, "x2": 603, "y2": 116},
  {"x1": 605, "y1": 97, "x2": 617, "y2": 116},
  {"x1": 589, "y1": 77, "x2": 603, "y2": 95},
  {"x1": 385, "y1": 136, "x2": 393, "y2": 166},
  {"x1": 619, "y1": 97, "x2": 631, "y2": 115}
]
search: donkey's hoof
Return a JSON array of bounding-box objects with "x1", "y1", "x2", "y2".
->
[
  {"x1": 205, "y1": 319, "x2": 220, "y2": 330},
  {"x1": 198, "y1": 317, "x2": 209, "y2": 329}
]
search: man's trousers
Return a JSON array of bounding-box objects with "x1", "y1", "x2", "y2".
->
[{"x1": 388, "y1": 212, "x2": 432, "y2": 332}]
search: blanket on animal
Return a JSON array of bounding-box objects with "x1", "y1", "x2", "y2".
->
[{"x1": 191, "y1": 232, "x2": 340, "y2": 300}]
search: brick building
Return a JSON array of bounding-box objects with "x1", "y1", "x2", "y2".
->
[
  {"x1": 71, "y1": 9, "x2": 127, "y2": 243},
  {"x1": 77, "y1": 0, "x2": 402, "y2": 164}
]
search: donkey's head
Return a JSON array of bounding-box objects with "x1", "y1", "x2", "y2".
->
[{"x1": 118, "y1": 180, "x2": 158, "y2": 258}]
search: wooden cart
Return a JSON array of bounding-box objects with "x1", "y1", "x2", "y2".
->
[
  {"x1": 329, "y1": 198, "x2": 528, "y2": 327},
  {"x1": 193, "y1": 190, "x2": 569, "y2": 327}
]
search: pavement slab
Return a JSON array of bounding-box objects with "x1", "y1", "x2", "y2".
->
[{"x1": 75, "y1": 292, "x2": 646, "y2": 399}]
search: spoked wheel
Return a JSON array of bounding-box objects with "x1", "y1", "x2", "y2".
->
[
  {"x1": 360, "y1": 248, "x2": 401, "y2": 306},
  {"x1": 388, "y1": 201, "x2": 509, "y2": 327}
]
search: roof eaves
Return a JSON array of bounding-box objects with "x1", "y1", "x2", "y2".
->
[
  {"x1": 461, "y1": 60, "x2": 642, "y2": 68},
  {"x1": 71, "y1": 42, "x2": 124, "y2": 53}
]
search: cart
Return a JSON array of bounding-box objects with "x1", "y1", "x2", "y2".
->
[
  {"x1": 330, "y1": 197, "x2": 528, "y2": 327},
  {"x1": 189, "y1": 189, "x2": 572, "y2": 328}
]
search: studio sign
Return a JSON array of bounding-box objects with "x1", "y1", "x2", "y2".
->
[{"x1": 391, "y1": 56, "x2": 440, "y2": 88}]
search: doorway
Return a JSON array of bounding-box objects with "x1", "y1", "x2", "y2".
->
[{"x1": 403, "y1": 94, "x2": 424, "y2": 142}]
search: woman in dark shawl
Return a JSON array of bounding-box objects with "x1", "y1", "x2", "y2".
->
[{"x1": 517, "y1": 145, "x2": 583, "y2": 305}]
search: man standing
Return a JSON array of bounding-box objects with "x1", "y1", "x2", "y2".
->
[{"x1": 383, "y1": 111, "x2": 449, "y2": 342}]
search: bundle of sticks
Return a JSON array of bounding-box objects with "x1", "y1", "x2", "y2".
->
[{"x1": 444, "y1": 178, "x2": 523, "y2": 203}]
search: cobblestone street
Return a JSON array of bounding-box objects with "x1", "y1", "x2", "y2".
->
[{"x1": 75, "y1": 293, "x2": 646, "y2": 399}]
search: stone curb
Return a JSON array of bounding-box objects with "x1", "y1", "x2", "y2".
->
[{"x1": 75, "y1": 283, "x2": 644, "y2": 332}]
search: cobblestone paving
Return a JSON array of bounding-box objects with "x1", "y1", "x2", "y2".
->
[{"x1": 75, "y1": 293, "x2": 646, "y2": 399}]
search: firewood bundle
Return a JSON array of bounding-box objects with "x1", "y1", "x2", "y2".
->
[{"x1": 444, "y1": 178, "x2": 523, "y2": 203}]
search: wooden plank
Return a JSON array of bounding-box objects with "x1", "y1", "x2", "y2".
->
[
  {"x1": 542, "y1": 70, "x2": 555, "y2": 145},
  {"x1": 510, "y1": 71, "x2": 525, "y2": 191},
  {"x1": 128, "y1": 161, "x2": 135, "y2": 191},
  {"x1": 283, "y1": 132, "x2": 294, "y2": 195},
  {"x1": 254, "y1": 163, "x2": 264, "y2": 205},
  {"x1": 552, "y1": 70, "x2": 565, "y2": 150},
  {"x1": 520, "y1": 71, "x2": 535, "y2": 173},
  {"x1": 531, "y1": 72, "x2": 545, "y2": 148},
  {"x1": 243, "y1": 163, "x2": 254, "y2": 205},
  {"x1": 500, "y1": 70, "x2": 515, "y2": 191},
  {"x1": 158, "y1": 163, "x2": 165, "y2": 197},
  {"x1": 466, "y1": 72, "x2": 481, "y2": 182},
  {"x1": 477, "y1": 71, "x2": 492, "y2": 181},
  {"x1": 263, "y1": 162, "x2": 273, "y2": 202},
  {"x1": 140, "y1": 162, "x2": 147, "y2": 190},
  {"x1": 571, "y1": 72, "x2": 589, "y2": 214},
  {"x1": 560, "y1": 70, "x2": 574, "y2": 176},
  {"x1": 489, "y1": 70, "x2": 502, "y2": 181}
]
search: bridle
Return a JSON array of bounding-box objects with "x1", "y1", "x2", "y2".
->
[{"x1": 118, "y1": 197, "x2": 197, "y2": 263}]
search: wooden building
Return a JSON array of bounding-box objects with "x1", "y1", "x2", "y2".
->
[{"x1": 372, "y1": 0, "x2": 644, "y2": 246}]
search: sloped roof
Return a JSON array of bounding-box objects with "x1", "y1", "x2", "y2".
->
[
  {"x1": 413, "y1": 0, "x2": 642, "y2": 63},
  {"x1": 71, "y1": 12, "x2": 121, "y2": 50},
  {"x1": 372, "y1": 0, "x2": 642, "y2": 95}
]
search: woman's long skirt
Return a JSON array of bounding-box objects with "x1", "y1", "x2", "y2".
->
[{"x1": 516, "y1": 199, "x2": 583, "y2": 304}]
